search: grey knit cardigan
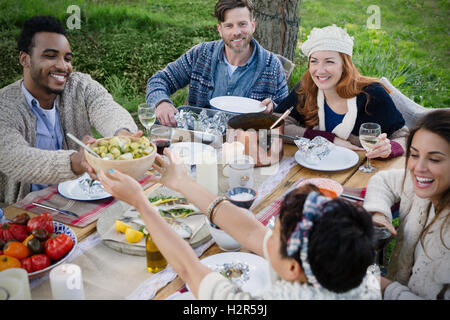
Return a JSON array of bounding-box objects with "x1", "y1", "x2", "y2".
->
[{"x1": 0, "y1": 72, "x2": 138, "y2": 206}]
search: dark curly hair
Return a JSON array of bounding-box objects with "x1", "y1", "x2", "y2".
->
[
  {"x1": 18, "y1": 15, "x2": 66, "y2": 54},
  {"x1": 278, "y1": 184, "x2": 374, "y2": 293}
]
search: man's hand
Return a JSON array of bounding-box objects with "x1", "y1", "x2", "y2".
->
[
  {"x1": 70, "y1": 135, "x2": 97, "y2": 179},
  {"x1": 260, "y1": 98, "x2": 274, "y2": 114},
  {"x1": 155, "y1": 101, "x2": 178, "y2": 127}
]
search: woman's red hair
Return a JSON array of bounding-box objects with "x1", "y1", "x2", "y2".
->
[{"x1": 296, "y1": 53, "x2": 389, "y2": 127}]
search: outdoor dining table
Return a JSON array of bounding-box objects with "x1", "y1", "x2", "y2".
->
[{"x1": 3, "y1": 142, "x2": 405, "y2": 300}]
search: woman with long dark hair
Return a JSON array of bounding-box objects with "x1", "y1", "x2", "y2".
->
[
  {"x1": 275, "y1": 25, "x2": 408, "y2": 159},
  {"x1": 364, "y1": 109, "x2": 450, "y2": 299}
]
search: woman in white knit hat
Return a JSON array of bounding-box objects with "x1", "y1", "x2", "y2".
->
[{"x1": 274, "y1": 25, "x2": 409, "y2": 159}]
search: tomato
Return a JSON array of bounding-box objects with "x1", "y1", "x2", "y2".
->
[
  {"x1": 3, "y1": 241, "x2": 31, "y2": 259},
  {"x1": 44, "y1": 234, "x2": 74, "y2": 260},
  {"x1": 21, "y1": 254, "x2": 50, "y2": 273},
  {"x1": 0, "y1": 255, "x2": 21, "y2": 271},
  {"x1": 0, "y1": 223, "x2": 29, "y2": 242},
  {"x1": 27, "y1": 213, "x2": 53, "y2": 234}
]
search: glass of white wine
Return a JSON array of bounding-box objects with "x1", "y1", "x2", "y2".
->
[
  {"x1": 138, "y1": 103, "x2": 156, "y2": 135},
  {"x1": 359, "y1": 122, "x2": 381, "y2": 173}
]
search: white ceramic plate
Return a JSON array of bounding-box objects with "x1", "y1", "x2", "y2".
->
[
  {"x1": 295, "y1": 145, "x2": 359, "y2": 171},
  {"x1": 169, "y1": 142, "x2": 216, "y2": 165},
  {"x1": 210, "y1": 96, "x2": 266, "y2": 114},
  {"x1": 188, "y1": 252, "x2": 271, "y2": 297},
  {"x1": 57, "y1": 173, "x2": 111, "y2": 201}
]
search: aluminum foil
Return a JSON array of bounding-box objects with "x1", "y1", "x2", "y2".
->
[{"x1": 294, "y1": 136, "x2": 334, "y2": 164}]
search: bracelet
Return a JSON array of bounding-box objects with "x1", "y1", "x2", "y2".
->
[
  {"x1": 210, "y1": 199, "x2": 230, "y2": 225},
  {"x1": 206, "y1": 196, "x2": 227, "y2": 220}
]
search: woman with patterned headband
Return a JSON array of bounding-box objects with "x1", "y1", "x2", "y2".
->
[
  {"x1": 98, "y1": 150, "x2": 380, "y2": 299},
  {"x1": 274, "y1": 25, "x2": 408, "y2": 159}
]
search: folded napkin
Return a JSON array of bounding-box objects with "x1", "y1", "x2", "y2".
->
[{"x1": 14, "y1": 174, "x2": 155, "y2": 227}]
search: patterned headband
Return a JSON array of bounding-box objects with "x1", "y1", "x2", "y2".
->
[{"x1": 286, "y1": 191, "x2": 330, "y2": 286}]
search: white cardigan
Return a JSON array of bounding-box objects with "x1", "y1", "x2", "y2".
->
[{"x1": 364, "y1": 169, "x2": 450, "y2": 300}]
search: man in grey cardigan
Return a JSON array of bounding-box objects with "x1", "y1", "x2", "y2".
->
[
  {"x1": 146, "y1": 0, "x2": 289, "y2": 126},
  {"x1": 0, "y1": 16, "x2": 140, "y2": 206}
]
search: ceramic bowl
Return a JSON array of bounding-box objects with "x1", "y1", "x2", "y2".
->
[
  {"x1": 84, "y1": 136, "x2": 156, "y2": 179},
  {"x1": 28, "y1": 221, "x2": 77, "y2": 278},
  {"x1": 296, "y1": 178, "x2": 343, "y2": 199},
  {"x1": 225, "y1": 187, "x2": 257, "y2": 209},
  {"x1": 205, "y1": 216, "x2": 241, "y2": 251}
]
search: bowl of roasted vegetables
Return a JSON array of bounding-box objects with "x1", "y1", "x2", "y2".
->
[
  {"x1": 85, "y1": 136, "x2": 156, "y2": 179},
  {"x1": 0, "y1": 212, "x2": 77, "y2": 278}
]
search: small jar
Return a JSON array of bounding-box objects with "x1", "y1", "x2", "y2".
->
[{"x1": 228, "y1": 155, "x2": 254, "y2": 189}]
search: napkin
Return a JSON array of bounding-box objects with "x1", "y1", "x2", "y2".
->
[{"x1": 14, "y1": 174, "x2": 155, "y2": 227}]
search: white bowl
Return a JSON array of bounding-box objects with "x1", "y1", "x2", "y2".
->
[{"x1": 205, "y1": 216, "x2": 241, "y2": 251}]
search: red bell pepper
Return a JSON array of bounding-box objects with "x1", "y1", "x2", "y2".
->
[
  {"x1": 44, "y1": 233, "x2": 74, "y2": 260},
  {"x1": 0, "y1": 223, "x2": 29, "y2": 242},
  {"x1": 21, "y1": 254, "x2": 51, "y2": 273},
  {"x1": 27, "y1": 213, "x2": 54, "y2": 234}
]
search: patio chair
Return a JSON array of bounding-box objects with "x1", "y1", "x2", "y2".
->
[
  {"x1": 380, "y1": 77, "x2": 432, "y2": 128},
  {"x1": 275, "y1": 54, "x2": 295, "y2": 82}
]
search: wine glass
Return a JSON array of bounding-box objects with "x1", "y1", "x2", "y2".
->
[
  {"x1": 150, "y1": 125, "x2": 172, "y2": 155},
  {"x1": 138, "y1": 103, "x2": 156, "y2": 135},
  {"x1": 359, "y1": 122, "x2": 381, "y2": 173}
]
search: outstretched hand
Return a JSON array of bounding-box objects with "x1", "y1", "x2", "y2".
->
[
  {"x1": 149, "y1": 149, "x2": 191, "y2": 192},
  {"x1": 97, "y1": 169, "x2": 146, "y2": 209}
]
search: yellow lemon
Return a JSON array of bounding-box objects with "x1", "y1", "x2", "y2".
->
[
  {"x1": 115, "y1": 220, "x2": 131, "y2": 233},
  {"x1": 125, "y1": 228, "x2": 144, "y2": 243}
]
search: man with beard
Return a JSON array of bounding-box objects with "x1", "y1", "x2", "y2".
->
[
  {"x1": 146, "y1": 0, "x2": 289, "y2": 126},
  {"x1": 0, "y1": 16, "x2": 140, "y2": 206}
]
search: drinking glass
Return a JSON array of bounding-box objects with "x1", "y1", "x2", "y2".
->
[
  {"x1": 150, "y1": 126, "x2": 172, "y2": 155},
  {"x1": 138, "y1": 103, "x2": 156, "y2": 134},
  {"x1": 359, "y1": 122, "x2": 381, "y2": 173}
]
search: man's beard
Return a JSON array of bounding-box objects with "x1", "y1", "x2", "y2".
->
[
  {"x1": 224, "y1": 34, "x2": 252, "y2": 53},
  {"x1": 30, "y1": 70, "x2": 66, "y2": 95}
]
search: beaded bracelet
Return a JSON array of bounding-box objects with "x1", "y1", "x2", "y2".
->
[{"x1": 206, "y1": 196, "x2": 227, "y2": 220}]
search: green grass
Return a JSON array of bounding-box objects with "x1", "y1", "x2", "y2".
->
[{"x1": 0, "y1": 0, "x2": 448, "y2": 111}]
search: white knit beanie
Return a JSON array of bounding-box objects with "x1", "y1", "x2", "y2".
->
[{"x1": 300, "y1": 24, "x2": 354, "y2": 58}]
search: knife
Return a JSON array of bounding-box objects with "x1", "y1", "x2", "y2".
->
[{"x1": 32, "y1": 202, "x2": 79, "y2": 218}]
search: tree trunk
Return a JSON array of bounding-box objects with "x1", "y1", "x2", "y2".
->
[{"x1": 253, "y1": 0, "x2": 300, "y2": 61}]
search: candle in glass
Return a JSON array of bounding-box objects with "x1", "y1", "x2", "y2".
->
[
  {"x1": 49, "y1": 263, "x2": 85, "y2": 300},
  {"x1": 0, "y1": 268, "x2": 31, "y2": 300}
]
